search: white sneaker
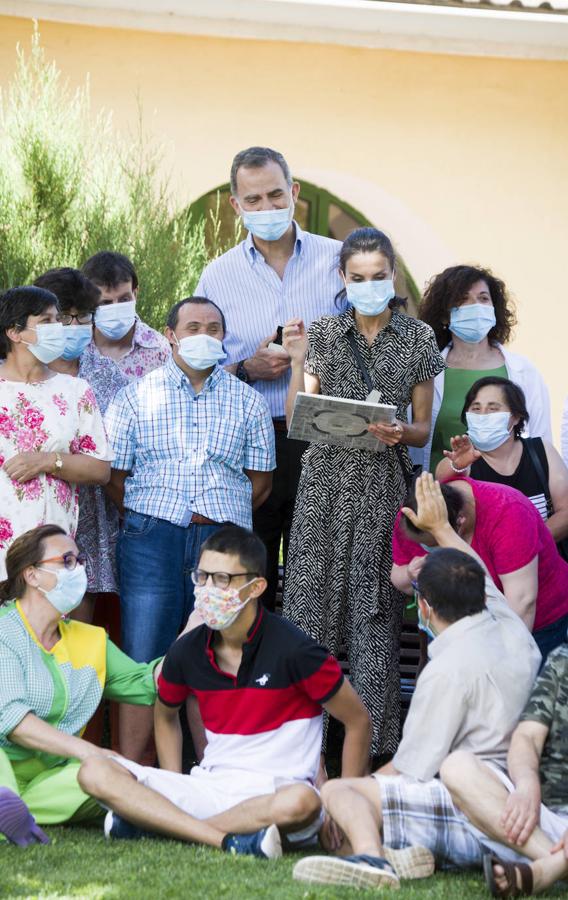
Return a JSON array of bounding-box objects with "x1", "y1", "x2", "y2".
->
[
  {"x1": 383, "y1": 846, "x2": 435, "y2": 880},
  {"x1": 293, "y1": 854, "x2": 400, "y2": 889}
]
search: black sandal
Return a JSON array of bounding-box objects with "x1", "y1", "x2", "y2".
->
[{"x1": 483, "y1": 852, "x2": 534, "y2": 898}]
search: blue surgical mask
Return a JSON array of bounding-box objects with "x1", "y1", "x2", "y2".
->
[
  {"x1": 23, "y1": 323, "x2": 66, "y2": 364},
  {"x1": 95, "y1": 300, "x2": 136, "y2": 341},
  {"x1": 239, "y1": 204, "x2": 293, "y2": 242},
  {"x1": 449, "y1": 304, "x2": 496, "y2": 344},
  {"x1": 346, "y1": 280, "x2": 395, "y2": 317},
  {"x1": 175, "y1": 333, "x2": 227, "y2": 371},
  {"x1": 62, "y1": 324, "x2": 93, "y2": 360},
  {"x1": 37, "y1": 564, "x2": 88, "y2": 616},
  {"x1": 417, "y1": 600, "x2": 437, "y2": 641},
  {"x1": 466, "y1": 411, "x2": 513, "y2": 452},
  {"x1": 420, "y1": 543, "x2": 434, "y2": 553}
]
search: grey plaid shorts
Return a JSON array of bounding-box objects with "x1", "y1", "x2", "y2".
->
[{"x1": 375, "y1": 774, "x2": 484, "y2": 870}]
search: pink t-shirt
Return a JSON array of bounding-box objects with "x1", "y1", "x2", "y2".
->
[{"x1": 392, "y1": 477, "x2": 568, "y2": 631}]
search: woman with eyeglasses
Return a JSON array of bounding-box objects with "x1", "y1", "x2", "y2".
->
[
  {"x1": 0, "y1": 285, "x2": 111, "y2": 582},
  {"x1": 0, "y1": 525, "x2": 163, "y2": 846},
  {"x1": 33, "y1": 268, "x2": 127, "y2": 622}
]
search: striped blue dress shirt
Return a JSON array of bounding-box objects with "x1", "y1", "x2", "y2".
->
[
  {"x1": 196, "y1": 222, "x2": 345, "y2": 418},
  {"x1": 104, "y1": 356, "x2": 276, "y2": 529}
]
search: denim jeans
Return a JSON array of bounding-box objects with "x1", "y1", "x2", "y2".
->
[
  {"x1": 117, "y1": 509, "x2": 220, "y2": 662},
  {"x1": 533, "y1": 612, "x2": 568, "y2": 668}
]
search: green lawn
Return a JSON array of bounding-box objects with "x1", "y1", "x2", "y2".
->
[{"x1": 1, "y1": 829, "x2": 566, "y2": 899}]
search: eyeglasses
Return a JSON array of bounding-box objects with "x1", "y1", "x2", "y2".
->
[
  {"x1": 60, "y1": 313, "x2": 94, "y2": 326},
  {"x1": 191, "y1": 569, "x2": 258, "y2": 589},
  {"x1": 38, "y1": 552, "x2": 87, "y2": 571}
]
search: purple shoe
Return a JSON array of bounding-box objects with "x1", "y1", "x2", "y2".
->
[{"x1": 0, "y1": 788, "x2": 50, "y2": 846}]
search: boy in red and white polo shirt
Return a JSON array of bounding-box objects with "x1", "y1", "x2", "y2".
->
[{"x1": 78, "y1": 525, "x2": 371, "y2": 858}]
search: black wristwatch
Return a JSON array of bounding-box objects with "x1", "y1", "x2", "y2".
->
[{"x1": 235, "y1": 360, "x2": 251, "y2": 384}]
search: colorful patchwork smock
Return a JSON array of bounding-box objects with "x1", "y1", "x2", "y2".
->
[{"x1": 0, "y1": 600, "x2": 158, "y2": 765}]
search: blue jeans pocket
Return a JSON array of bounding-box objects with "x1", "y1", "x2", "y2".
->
[{"x1": 122, "y1": 510, "x2": 157, "y2": 537}]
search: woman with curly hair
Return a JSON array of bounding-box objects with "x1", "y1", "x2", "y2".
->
[{"x1": 418, "y1": 265, "x2": 551, "y2": 472}]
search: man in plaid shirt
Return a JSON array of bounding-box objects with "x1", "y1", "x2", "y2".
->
[{"x1": 104, "y1": 296, "x2": 275, "y2": 761}]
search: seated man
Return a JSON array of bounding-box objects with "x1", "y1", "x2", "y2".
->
[
  {"x1": 441, "y1": 644, "x2": 568, "y2": 896},
  {"x1": 294, "y1": 473, "x2": 541, "y2": 889},
  {"x1": 77, "y1": 525, "x2": 372, "y2": 859}
]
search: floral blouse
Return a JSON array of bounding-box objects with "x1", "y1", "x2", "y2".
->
[{"x1": 0, "y1": 372, "x2": 110, "y2": 578}]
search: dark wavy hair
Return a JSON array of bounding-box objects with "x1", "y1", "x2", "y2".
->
[
  {"x1": 34, "y1": 267, "x2": 101, "y2": 315},
  {"x1": 335, "y1": 227, "x2": 406, "y2": 311},
  {"x1": 0, "y1": 286, "x2": 59, "y2": 360},
  {"x1": 419, "y1": 265, "x2": 516, "y2": 350},
  {"x1": 460, "y1": 375, "x2": 529, "y2": 440}
]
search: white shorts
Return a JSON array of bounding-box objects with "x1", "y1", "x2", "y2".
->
[{"x1": 114, "y1": 758, "x2": 322, "y2": 843}]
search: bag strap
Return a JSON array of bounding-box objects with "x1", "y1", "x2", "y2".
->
[
  {"x1": 344, "y1": 330, "x2": 413, "y2": 487},
  {"x1": 524, "y1": 438, "x2": 553, "y2": 515},
  {"x1": 345, "y1": 330, "x2": 374, "y2": 393}
]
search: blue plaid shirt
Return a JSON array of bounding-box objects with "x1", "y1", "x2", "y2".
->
[{"x1": 104, "y1": 356, "x2": 275, "y2": 529}]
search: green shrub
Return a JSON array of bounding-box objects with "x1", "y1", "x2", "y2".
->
[{"x1": 0, "y1": 27, "x2": 237, "y2": 330}]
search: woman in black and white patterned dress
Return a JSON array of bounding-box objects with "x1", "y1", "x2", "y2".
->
[{"x1": 282, "y1": 228, "x2": 445, "y2": 760}]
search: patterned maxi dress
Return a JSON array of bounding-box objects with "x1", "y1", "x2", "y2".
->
[{"x1": 283, "y1": 308, "x2": 445, "y2": 756}]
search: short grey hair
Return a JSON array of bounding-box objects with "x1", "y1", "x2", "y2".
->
[{"x1": 230, "y1": 147, "x2": 292, "y2": 196}]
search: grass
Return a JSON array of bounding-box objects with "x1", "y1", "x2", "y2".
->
[{"x1": 1, "y1": 829, "x2": 566, "y2": 900}]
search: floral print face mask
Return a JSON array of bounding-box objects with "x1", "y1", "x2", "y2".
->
[{"x1": 193, "y1": 579, "x2": 257, "y2": 631}]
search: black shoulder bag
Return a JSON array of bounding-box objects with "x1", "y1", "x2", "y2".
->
[
  {"x1": 344, "y1": 330, "x2": 418, "y2": 490},
  {"x1": 525, "y1": 438, "x2": 568, "y2": 563}
]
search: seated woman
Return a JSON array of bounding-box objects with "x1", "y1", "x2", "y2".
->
[
  {"x1": 436, "y1": 376, "x2": 568, "y2": 550},
  {"x1": 0, "y1": 286, "x2": 111, "y2": 578},
  {"x1": 0, "y1": 525, "x2": 162, "y2": 846},
  {"x1": 391, "y1": 475, "x2": 568, "y2": 661},
  {"x1": 417, "y1": 265, "x2": 551, "y2": 472}
]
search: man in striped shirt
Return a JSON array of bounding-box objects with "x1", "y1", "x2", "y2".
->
[
  {"x1": 196, "y1": 147, "x2": 344, "y2": 608},
  {"x1": 77, "y1": 526, "x2": 371, "y2": 859}
]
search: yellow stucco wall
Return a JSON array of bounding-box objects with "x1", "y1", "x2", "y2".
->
[{"x1": 1, "y1": 15, "x2": 567, "y2": 438}]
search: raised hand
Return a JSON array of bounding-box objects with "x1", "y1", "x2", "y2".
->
[
  {"x1": 401, "y1": 472, "x2": 449, "y2": 536},
  {"x1": 282, "y1": 318, "x2": 308, "y2": 366},
  {"x1": 443, "y1": 434, "x2": 479, "y2": 471}
]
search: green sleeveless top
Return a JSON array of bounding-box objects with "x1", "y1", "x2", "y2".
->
[{"x1": 430, "y1": 364, "x2": 508, "y2": 472}]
